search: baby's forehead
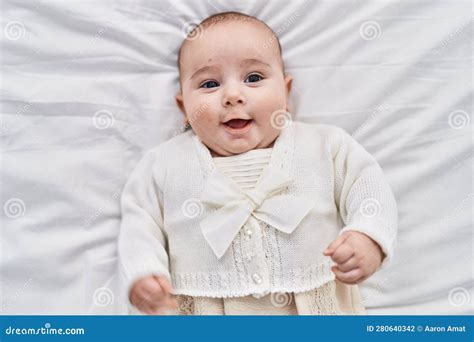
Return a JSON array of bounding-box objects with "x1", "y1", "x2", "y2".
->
[{"x1": 179, "y1": 20, "x2": 282, "y2": 76}]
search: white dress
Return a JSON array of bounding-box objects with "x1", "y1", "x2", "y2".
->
[{"x1": 174, "y1": 148, "x2": 366, "y2": 315}]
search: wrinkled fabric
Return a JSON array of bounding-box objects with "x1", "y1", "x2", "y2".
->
[{"x1": 1, "y1": 0, "x2": 471, "y2": 314}]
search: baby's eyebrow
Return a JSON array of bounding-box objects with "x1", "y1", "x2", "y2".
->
[
  {"x1": 190, "y1": 65, "x2": 219, "y2": 81},
  {"x1": 240, "y1": 58, "x2": 271, "y2": 68}
]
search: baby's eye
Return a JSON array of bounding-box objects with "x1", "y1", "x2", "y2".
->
[
  {"x1": 200, "y1": 80, "x2": 220, "y2": 89},
  {"x1": 244, "y1": 73, "x2": 264, "y2": 83}
]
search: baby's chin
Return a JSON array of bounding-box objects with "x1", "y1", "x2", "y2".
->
[
  {"x1": 210, "y1": 144, "x2": 254, "y2": 157},
  {"x1": 209, "y1": 137, "x2": 273, "y2": 157}
]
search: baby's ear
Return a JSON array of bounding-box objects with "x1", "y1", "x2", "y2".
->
[
  {"x1": 284, "y1": 74, "x2": 293, "y2": 95},
  {"x1": 175, "y1": 93, "x2": 186, "y2": 115},
  {"x1": 284, "y1": 74, "x2": 294, "y2": 112}
]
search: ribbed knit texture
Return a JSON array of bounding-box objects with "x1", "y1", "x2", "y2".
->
[
  {"x1": 118, "y1": 122, "x2": 398, "y2": 314},
  {"x1": 213, "y1": 148, "x2": 299, "y2": 313},
  {"x1": 213, "y1": 148, "x2": 273, "y2": 190}
]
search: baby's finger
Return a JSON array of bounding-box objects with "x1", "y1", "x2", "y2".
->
[
  {"x1": 330, "y1": 243, "x2": 354, "y2": 264},
  {"x1": 159, "y1": 294, "x2": 179, "y2": 312},
  {"x1": 139, "y1": 279, "x2": 165, "y2": 302},
  {"x1": 129, "y1": 289, "x2": 142, "y2": 308},
  {"x1": 137, "y1": 303, "x2": 156, "y2": 315},
  {"x1": 323, "y1": 233, "x2": 349, "y2": 256},
  {"x1": 335, "y1": 255, "x2": 359, "y2": 272},
  {"x1": 148, "y1": 297, "x2": 179, "y2": 315},
  {"x1": 134, "y1": 292, "x2": 156, "y2": 309},
  {"x1": 155, "y1": 276, "x2": 173, "y2": 294},
  {"x1": 161, "y1": 296, "x2": 179, "y2": 311},
  {"x1": 133, "y1": 293, "x2": 161, "y2": 313},
  {"x1": 169, "y1": 296, "x2": 179, "y2": 308},
  {"x1": 331, "y1": 266, "x2": 362, "y2": 285},
  {"x1": 131, "y1": 285, "x2": 155, "y2": 307}
]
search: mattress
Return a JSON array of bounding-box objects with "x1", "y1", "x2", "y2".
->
[{"x1": 1, "y1": 0, "x2": 472, "y2": 314}]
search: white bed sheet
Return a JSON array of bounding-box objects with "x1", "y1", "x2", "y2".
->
[{"x1": 1, "y1": 0, "x2": 472, "y2": 315}]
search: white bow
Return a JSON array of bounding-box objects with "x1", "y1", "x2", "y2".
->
[{"x1": 199, "y1": 166, "x2": 314, "y2": 259}]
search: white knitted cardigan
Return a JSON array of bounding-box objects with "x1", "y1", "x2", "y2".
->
[{"x1": 118, "y1": 122, "x2": 398, "y2": 302}]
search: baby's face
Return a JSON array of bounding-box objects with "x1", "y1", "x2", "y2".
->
[{"x1": 176, "y1": 20, "x2": 292, "y2": 157}]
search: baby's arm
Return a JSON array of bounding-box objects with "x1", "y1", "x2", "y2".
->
[
  {"x1": 118, "y1": 149, "x2": 176, "y2": 313},
  {"x1": 325, "y1": 128, "x2": 398, "y2": 284}
]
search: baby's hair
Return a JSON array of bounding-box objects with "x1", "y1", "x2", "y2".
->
[{"x1": 177, "y1": 11, "x2": 284, "y2": 77}]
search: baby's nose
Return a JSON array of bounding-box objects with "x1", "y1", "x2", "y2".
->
[{"x1": 222, "y1": 85, "x2": 246, "y2": 107}]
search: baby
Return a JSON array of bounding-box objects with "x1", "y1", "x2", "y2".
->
[{"x1": 118, "y1": 12, "x2": 398, "y2": 315}]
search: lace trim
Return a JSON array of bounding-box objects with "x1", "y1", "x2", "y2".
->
[
  {"x1": 176, "y1": 295, "x2": 224, "y2": 315},
  {"x1": 176, "y1": 295, "x2": 194, "y2": 315},
  {"x1": 296, "y1": 280, "x2": 342, "y2": 315},
  {"x1": 175, "y1": 281, "x2": 343, "y2": 315}
]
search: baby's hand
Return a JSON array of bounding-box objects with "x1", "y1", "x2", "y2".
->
[
  {"x1": 323, "y1": 231, "x2": 384, "y2": 285},
  {"x1": 129, "y1": 275, "x2": 178, "y2": 315}
]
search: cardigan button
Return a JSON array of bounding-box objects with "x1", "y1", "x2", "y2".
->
[{"x1": 252, "y1": 273, "x2": 262, "y2": 284}]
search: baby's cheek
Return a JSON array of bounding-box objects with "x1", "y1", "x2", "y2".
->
[
  {"x1": 190, "y1": 108, "x2": 219, "y2": 135},
  {"x1": 187, "y1": 101, "x2": 212, "y2": 122},
  {"x1": 259, "y1": 88, "x2": 287, "y2": 113}
]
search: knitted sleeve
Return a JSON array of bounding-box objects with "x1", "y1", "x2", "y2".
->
[
  {"x1": 333, "y1": 128, "x2": 398, "y2": 269},
  {"x1": 117, "y1": 148, "x2": 170, "y2": 304}
]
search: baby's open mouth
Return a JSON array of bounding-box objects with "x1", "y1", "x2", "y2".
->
[{"x1": 223, "y1": 119, "x2": 253, "y2": 129}]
